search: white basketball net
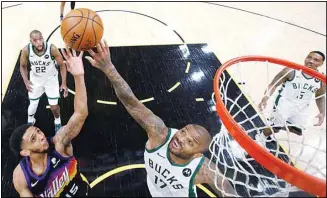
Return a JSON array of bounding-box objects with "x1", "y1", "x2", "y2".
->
[{"x1": 209, "y1": 60, "x2": 326, "y2": 197}]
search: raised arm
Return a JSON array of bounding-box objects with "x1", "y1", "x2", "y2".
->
[
  {"x1": 60, "y1": 2, "x2": 66, "y2": 20},
  {"x1": 51, "y1": 44, "x2": 68, "y2": 97},
  {"x1": 259, "y1": 68, "x2": 294, "y2": 111},
  {"x1": 194, "y1": 157, "x2": 237, "y2": 197},
  {"x1": 53, "y1": 47, "x2": 87, "y2": 156},
  {"x1": 20, "y1": 46, "x2": 33, "y2": 92},
  {"x1": 13, "y1": 165, "x2": 34, "y2": 197},
  {"x1": 314, "y1": 84, "x2": 326, "y2": 126},
  {"x1": 85, "y1": 41, "x2": 168, "y2": 148}
]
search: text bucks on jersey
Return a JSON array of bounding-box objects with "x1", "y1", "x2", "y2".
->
[
  {"x1": 280, "y1": 70, "x2": 321, "y2": 102},
  {"x1": 144, "y1": 128, "x2": 205, "y2": 197},
  {"x1": 28, "y1": 42, "x2": 57, "y2": 77}
]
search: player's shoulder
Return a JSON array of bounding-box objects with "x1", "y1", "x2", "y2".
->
[
  {"x1": 281, "y1": 67, "x2": 294, "y2": 73},
  {"x1": 13, "y1": 164, "x2": 25, "y2": 181},
  {"x1": 194, "y1": 157, "x2": 212, "y2": 184},
  {"x1": 48, "y1": 43, "x2": 60, "y2": 54},
  {"x1": 48, "y1": 42, "x2": 57, "y2": 49},
  {"x1": 280, "y1": 67, "x2": 295, "y2": 80},
  {"x1": 22, "y1": 45, "x2": 29, "y2": 53},
  {"x1": 13, "y1": 164, "x2": 29, "y2": 191}
]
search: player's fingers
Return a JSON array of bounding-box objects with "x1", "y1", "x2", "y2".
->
[
  {"x1": 100, "y1": 40, "x2": 106, "y2": 53},
  {"x1": 61, "y1": 48, "x2": 69, "y2": 60},
  {"x1": 79, "y1": 50, "x2": 84, "y2": 58},
  {"x1": 72, "y1": 49, "x2": 77, "y2": 57},
  {"x1": 85, "y1": 56, "x2": 96, "y2": 66},
  {"x1": 318, "y1": 117, "x2": 323, "y2": 126},
  {"x1": 258, "y1": 103, "x2": 263, "y2": 111},
  {"x1": 314, "y1": 116, "x2": 322, "y2": 126},
  {"x1": 88, "y1": 49, "x2": 96, "y2": 57},
  {"x1": 65, "y1": 45, "x2": 72, "y2": 57},
  {"x1": 104, "y1": 39, "x2": 109, "y2": 54},
  {"x1": 96, "y1": 43, "x2": 103, "y2": 54}
]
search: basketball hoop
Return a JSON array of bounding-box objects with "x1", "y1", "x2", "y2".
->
[{"x1": 211, "y1": 56, "x2": 326, "y2": 197}]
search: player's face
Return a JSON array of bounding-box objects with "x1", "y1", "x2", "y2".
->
[
  {"x1": 169, "y1": 125, "x2": 205, "y2": 159},
  {"x1": 304, "y1": 52, "x2": 324, "y2": 69},
  {"x1": 30, "y1": 33, "x2": 44, "y2": 52},
  {"x1": 21, "y1": 126, "x2": 49, "y2": 156}
]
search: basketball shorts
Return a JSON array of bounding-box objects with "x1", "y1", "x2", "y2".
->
[
  {"x1": 268, "y1": 97, "x2": 309, "y2": 134},
  {"x1": 28, "y1": 73, "x2": 60, "y2": 105}
]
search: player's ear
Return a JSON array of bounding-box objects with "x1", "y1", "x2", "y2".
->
[{"x1": 20, "y1": 149, "x2": 30, "y2": 157}]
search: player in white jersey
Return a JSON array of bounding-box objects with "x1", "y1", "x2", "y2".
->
[
  {"x1": 85, "y1": 41, "x2": 237, "y2": 197},
  {"x1": 257, "y1": 51, "x2": 326, "y2": 145},
  {"x1": 20, "y1": 30, "x2": 68, "y2": 133}
]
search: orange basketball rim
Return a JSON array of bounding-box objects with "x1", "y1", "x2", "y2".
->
[{"x1": 213, "y1": 55, "x2": 326, "y2": 197}]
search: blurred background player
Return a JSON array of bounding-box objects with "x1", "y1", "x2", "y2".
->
[
  {"x1": 20, "y1": 30, "x2": 68, "y2": 133},
  {"x1": 257, "y1": 51, "x2": 326, "y2": 146},
  {"x1": 60, "y1": 1, "x2": 76, "y2": 21},
  {"x1": 11, "y1": 48, "x2": 89, "y2": 197}
]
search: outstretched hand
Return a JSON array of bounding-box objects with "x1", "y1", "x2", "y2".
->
[
  {"x1": 24, "y1": 80, "x2": 33, "y2": 92},
  {"x1": 85, "y1": 40, "x2": 113, "y2": 71},
  {"x1": 258, "y1": 96, "x2": 269, "y2": 111},
  {"x1": 61, "y1": 46, "x2": 84, "y2": 76}
]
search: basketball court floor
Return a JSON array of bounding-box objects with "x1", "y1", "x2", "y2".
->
[{"x1": 1, "y1": 2, "x2": 326, "y2": 197}]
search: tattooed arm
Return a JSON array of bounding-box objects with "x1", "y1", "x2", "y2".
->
[
  {"x1": 194, "y1": 158, "x2": 237, "y2": 197},
  {"x1": 53, "y1": 48, "x2": 87, "y2": 157},
  {"x1": 85, "y1": 41, "x2": 168, "y2": 148}
]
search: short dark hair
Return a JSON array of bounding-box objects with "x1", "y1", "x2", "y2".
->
[
  {"x1": 30, "y1": 30, "x2": 42, "y2": 38},
  {"x1": 10, "y1": 124, "x2": 32, "y2": 156},
  {"x1": 311, "y1": 51, "x2": 325, "y2": 62}
]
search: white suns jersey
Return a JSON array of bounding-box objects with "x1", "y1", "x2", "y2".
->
[
  {"x1": 277, "y1": 69, "x2": 322, "y2": 108},
  {"x1": 144, "y1": 128, "x2": 205, "y2": 197},
  {"x1": 28, "y1": 42, "x2": 58, "y2": 82}
]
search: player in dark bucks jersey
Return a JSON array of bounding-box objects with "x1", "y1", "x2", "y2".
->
[
  {"x1": 11, "y1": 48, "x2": 89, "y2": 197},
  {"x1": 84, "y1": 41, "x2": 237, "y2": 197},
  {"x1": 257, "y1": 51, "x2": 326, "y2": 146},
  {"x1": 20, "y1": 30, "x2": 68, "y2": 133}
]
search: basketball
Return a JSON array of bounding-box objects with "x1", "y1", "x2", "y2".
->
[{"x1": 60, "y1": 8, "x2": 103, "y2": 51}]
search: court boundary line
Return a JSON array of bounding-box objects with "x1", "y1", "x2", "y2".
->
[
  {"x1": 203, "y1": 2, "x2": 326, "y2": 37},
  {"x1": 2, "y1": 3, "x2": 22, "y2": 9}
]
